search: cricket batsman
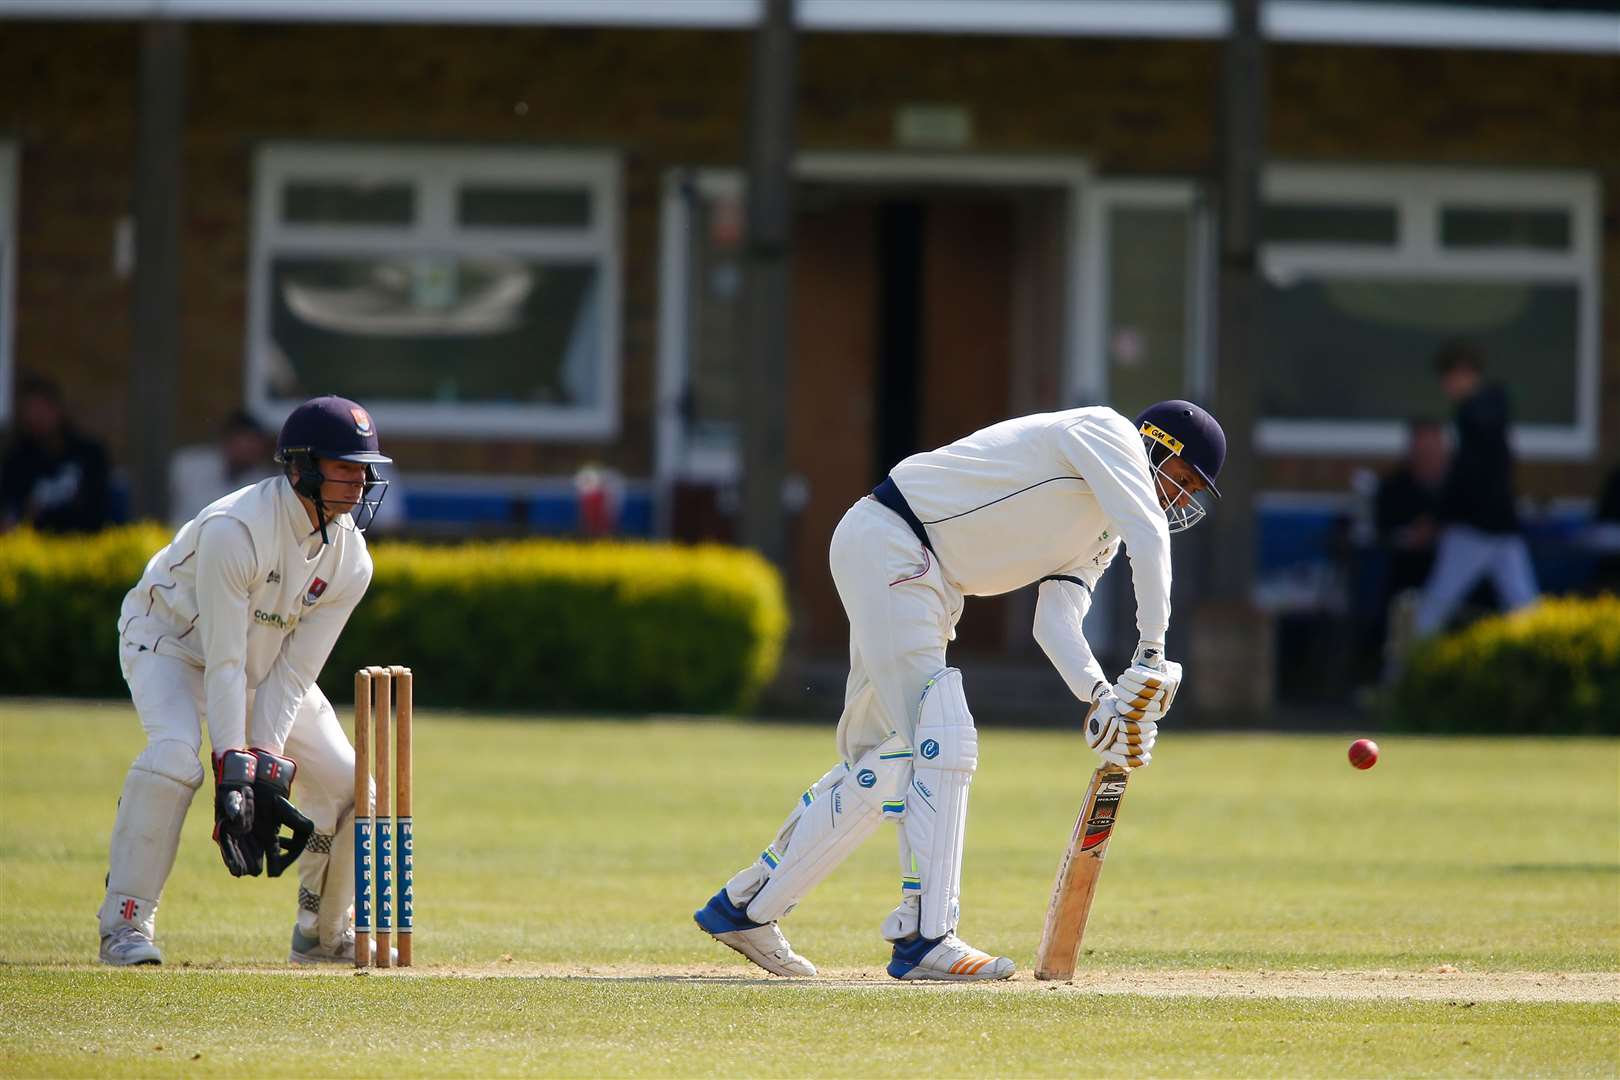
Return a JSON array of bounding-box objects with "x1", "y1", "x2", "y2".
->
[
  {"x1": 696, "y1": 401, "x2": 1225, "y2": 979},
  {"x1": 98, "y1": 395, "x2": 391, "y2": 965}
]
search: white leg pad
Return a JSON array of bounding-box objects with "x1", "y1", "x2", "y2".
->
[
  {"x1": 99, "y1": 739, "x2": 204, "y2": 938},
  {"x1": 903, "y1": 668, "x2": 978, "y2": 939},
  {"x1": 295, "y1": 806, "x2": 357, "y2": 948},
  {"x1": 741, "y1": 734, "x2": 913, "y2": 923}
]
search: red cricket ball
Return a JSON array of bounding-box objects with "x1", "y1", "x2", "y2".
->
[{"x1": 1348, "y1": 738, "x2": 1379, "y2": 770}]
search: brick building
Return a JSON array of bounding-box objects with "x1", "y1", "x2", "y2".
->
[{"x1": 1, "y1": 1, "x2": 1616, "y2": 680}]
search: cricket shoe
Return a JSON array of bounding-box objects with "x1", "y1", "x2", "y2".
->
[
  {"x1": 693, "y1": 888, "x2": 817, "y2": 977},
  {"x1": 887, "y1": 932, "x2": 1014, "y2": 981},
  {"x1": 99, "y1": 926, "x2": 163, "y2": 966},
  {"x1": 289, "y1": 926, "x2": 396, "y2": 966}
]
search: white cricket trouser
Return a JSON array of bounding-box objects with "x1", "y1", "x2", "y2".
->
[
  {"x1": 103, "y1": 639, "x2": 356, "y2": 935},
  {"x1": 1413, "y1": 525, "x2": 1539, "y2": 638},
  {"x1": 830, "y1": 497, "x2": 964, "y2": 763},
  {"x1": 726, "y1": 497, "x2": 972, "y2": 929}
]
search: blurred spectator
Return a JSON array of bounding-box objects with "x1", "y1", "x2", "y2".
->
[
  {"x1": 1377, "y1": 418, "x2": 1448, "y2": 594},
  {"x1": 1412, "y1": 340, "x2": 1538, "y2": 638},
  {"x1": 1589, "y1": 464, "x2": 1620, "y2": 594},
  {"x1": 168, "y1": 409, "x2": 277, "y2": 525},
  {"x1": 1374, "y1": 418, "x2": 1448, "y2": 673},
  {"x1": 0, "y1": 375, "x2": 112, "y2": 533}
]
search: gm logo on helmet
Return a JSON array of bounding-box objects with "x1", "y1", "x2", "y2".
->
[
  {"x1": 856, "y1": 769, "x2": 877, "y2": 788},
  {"x1": 921, "y1": 739, "x2": 940, "y2": 760}
]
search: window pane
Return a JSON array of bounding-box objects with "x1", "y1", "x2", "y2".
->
[
  {"x1": 1261, "y1": 277, "x2": 1578, "y2": 425},
  {"x1": 459, "y1": 185, "x2": 591, "y2": 228},
  {"x1": 1263, "y1": 202, "x2": 1397, "y2": 245},
  {"x1": 282, "y1": 181, "x2": 414, "y2": 226},
  {"x1": 266, "y1": 255, "x2": 600, "y2": 406},
  {"x1": 685, "y1": 193, "x2": 746, "y2": 450},
  {"x1": 1107, "y1": 205, "x2": 1189, "y2": 418},
  {"x1": 1441, "y1": 206, "x2": 1571, "y2": 251}
]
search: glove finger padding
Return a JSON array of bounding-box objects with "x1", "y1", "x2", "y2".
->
[
  {"x1": 261, "y1": 794, "x2": 315, "y2": 877},
  {"x1": 1117, "y1": 659, "x2": 1183, "y2": 714},
  {"x1": 248, "y1": 749, "x2": 314, "y2": 878},
  {"x1": 1084, "y1": 695, "x2": 1157, "y2": 771}
]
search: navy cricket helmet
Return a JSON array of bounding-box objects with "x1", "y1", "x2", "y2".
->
[
  {"x1": 1135, "y1": 399, "x2": 1226, "y2": 532},
  {"x1": 274, "y1": 395, "x2": 392, "y2": 541}
]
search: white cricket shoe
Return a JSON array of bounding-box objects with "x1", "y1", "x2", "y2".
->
[
  {"x1": 99, "y1": 926, "x2": 163, "y2": 966},
  {"x1": 289, "y1": 926, "x2": 396, "y2": 966},
  {"x1": 887, "y1": 932, "x2": 1015, "y2": 981},
  {"x1": 693, "y1": 888, "x2": 817, "y2": 977}
]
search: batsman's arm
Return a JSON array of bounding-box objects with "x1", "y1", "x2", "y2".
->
[
  {"x1": 1032, "y1": 560, "x2": 1111, "y2": 705},
  {"x1": 1054, "y1": 415, "x2": 1171, "y2": 645}
]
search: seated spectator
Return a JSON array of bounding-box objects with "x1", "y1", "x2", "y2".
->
[
  {"x1": 1590, "y1": 465, "x2": 1620, "y2": 594},
  {"x1": 168, "y1": 409, "x2": 278, "y2": 525},
  {"x1": 1375, "y1": 418, "x2": 1448, "y2": 674},
  {"x1": 1377, "y1": 418, "x2": 1448, "y2": 593},
  {"x1": 0, "y1": 375, "x2": 112, "y2": 533},
  {"x1": 1412, "y1": 339, "x2": 1539, "y2": 639}
]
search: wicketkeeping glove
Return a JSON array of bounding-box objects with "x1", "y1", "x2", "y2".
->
[
  {"x1": 212, "y1": 749, "x2": 264, "y2": 877},
  {"x1": 248, "y1": 749, "x2": 315, "y2": 878},
  {"x1": 1084, "y1": 688, "x2": 1156, "y2": 770}
]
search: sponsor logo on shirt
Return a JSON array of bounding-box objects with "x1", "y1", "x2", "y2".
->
[
  {"x1": 266, "y1": 570, "x2": 281, "y2": 585},
  {"x1": 254, "y1": 609, "x2": 299, "y2": 632}
]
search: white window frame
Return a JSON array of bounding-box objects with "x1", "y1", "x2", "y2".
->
[
  {"x1": 1075, "y1": 179, "x2": 1215, "y2": 406},
  {"x1": 247, "y1": 143, "x2": 622, "y2": 439},
  {"x1": 1257, "y1": 164, "x2": 1600, "y2": 460},
  {"x1": 0, "y1": 143, "x2": 16, "y2": 427}
]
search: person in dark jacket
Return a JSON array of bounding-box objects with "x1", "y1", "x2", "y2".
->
[
  {"x1": 1412, "y1": 341, "x2": 1538, "y2": 637},
  {"x1": 0, "y1": 376, "x2": 112, "y2": 533}
]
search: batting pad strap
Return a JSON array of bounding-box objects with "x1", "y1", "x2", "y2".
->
[
  {"x1": 907, "y1": 667, "x2": 978, "y2": 939},
  {"x1": 744, "y1": 735, "x2": 913, "y2": 924}
]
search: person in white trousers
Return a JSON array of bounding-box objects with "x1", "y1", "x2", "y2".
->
[
  {"x1": 695, "y1": 400, "x2": 1225, "y2": 980},
  {"x1": 99, "y1": 395, "x2": 391, "y2": 966}
]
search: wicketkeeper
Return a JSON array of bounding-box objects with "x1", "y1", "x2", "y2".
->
[
  {"x1": 98, "y1": 395, "x2": 391, "y2": 965},
  {"x1": 696, "y1": 401, "x2": 1225, "y2": 980}
]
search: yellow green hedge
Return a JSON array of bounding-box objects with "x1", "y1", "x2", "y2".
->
[
  {"x1": 1392, "y1": 595, "x2": 1620, "y2": 734},
  {"x1": 0, "y1": 526, "x2": 788, "y2": 714}
]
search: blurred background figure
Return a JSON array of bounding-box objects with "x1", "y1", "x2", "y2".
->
[
  {"x1": 1588, "y1": 464, "x2": 1620, "y2": 595},
  {"x1": 0, "y1": 375, "x2": 112, "y2": 534},
  {"x1": 1374, "y1": 417, "x2": 1448, "y2": 674},
  {"x1": 1412, "y1": 340, "x2": 1538, "y2": 639},
  {"x1": 168, "y1": 409, "x2": 276, "y2": 526}
]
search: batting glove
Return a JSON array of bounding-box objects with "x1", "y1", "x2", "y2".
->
[{"x1": 1084, "y1": 688, "x2": 1156, "y2": 771}]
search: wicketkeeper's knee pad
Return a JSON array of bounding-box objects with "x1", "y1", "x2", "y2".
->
[
  {"x1": 101, "y1": 739, "x2": 205, "y2": 936},
  {"x1": 904, "y1": 668, "x2": 978, "y2": 938},
  {"x1": 741, "y1": 734, "x2": 913, "y2": 923}
]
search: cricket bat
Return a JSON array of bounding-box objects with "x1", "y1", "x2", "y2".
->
[{"x1": 1033, "y1": 763, "x2": 1130, "y2": 981}]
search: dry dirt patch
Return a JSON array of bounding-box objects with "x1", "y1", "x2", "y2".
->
[{"x1": 395, "y1": 962, "x2": 1619, "y2": 1003}]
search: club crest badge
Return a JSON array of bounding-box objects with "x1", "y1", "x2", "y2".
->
[
  {"x1": 304, "y1": 577, "x2": 328, "y2": 606},
  {"x1": 350, "y1": 407, "x2": 373, "y2": 436}
]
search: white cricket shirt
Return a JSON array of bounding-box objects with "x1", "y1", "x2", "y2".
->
[
  {"x1": 888, "y1": 406, "x2": 1172, "y2": 702},
  {"x1": 118, "y1": 476, "x2": 373, "y2": 753}
]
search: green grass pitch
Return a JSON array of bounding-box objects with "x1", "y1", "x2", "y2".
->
[{"x1": 2, "y1": 699, "x2": 1616, "y2": 1077}]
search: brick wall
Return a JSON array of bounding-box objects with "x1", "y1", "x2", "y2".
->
[{"x1": 1, "y1": 22, "x2": 1613, "y2": 499}]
